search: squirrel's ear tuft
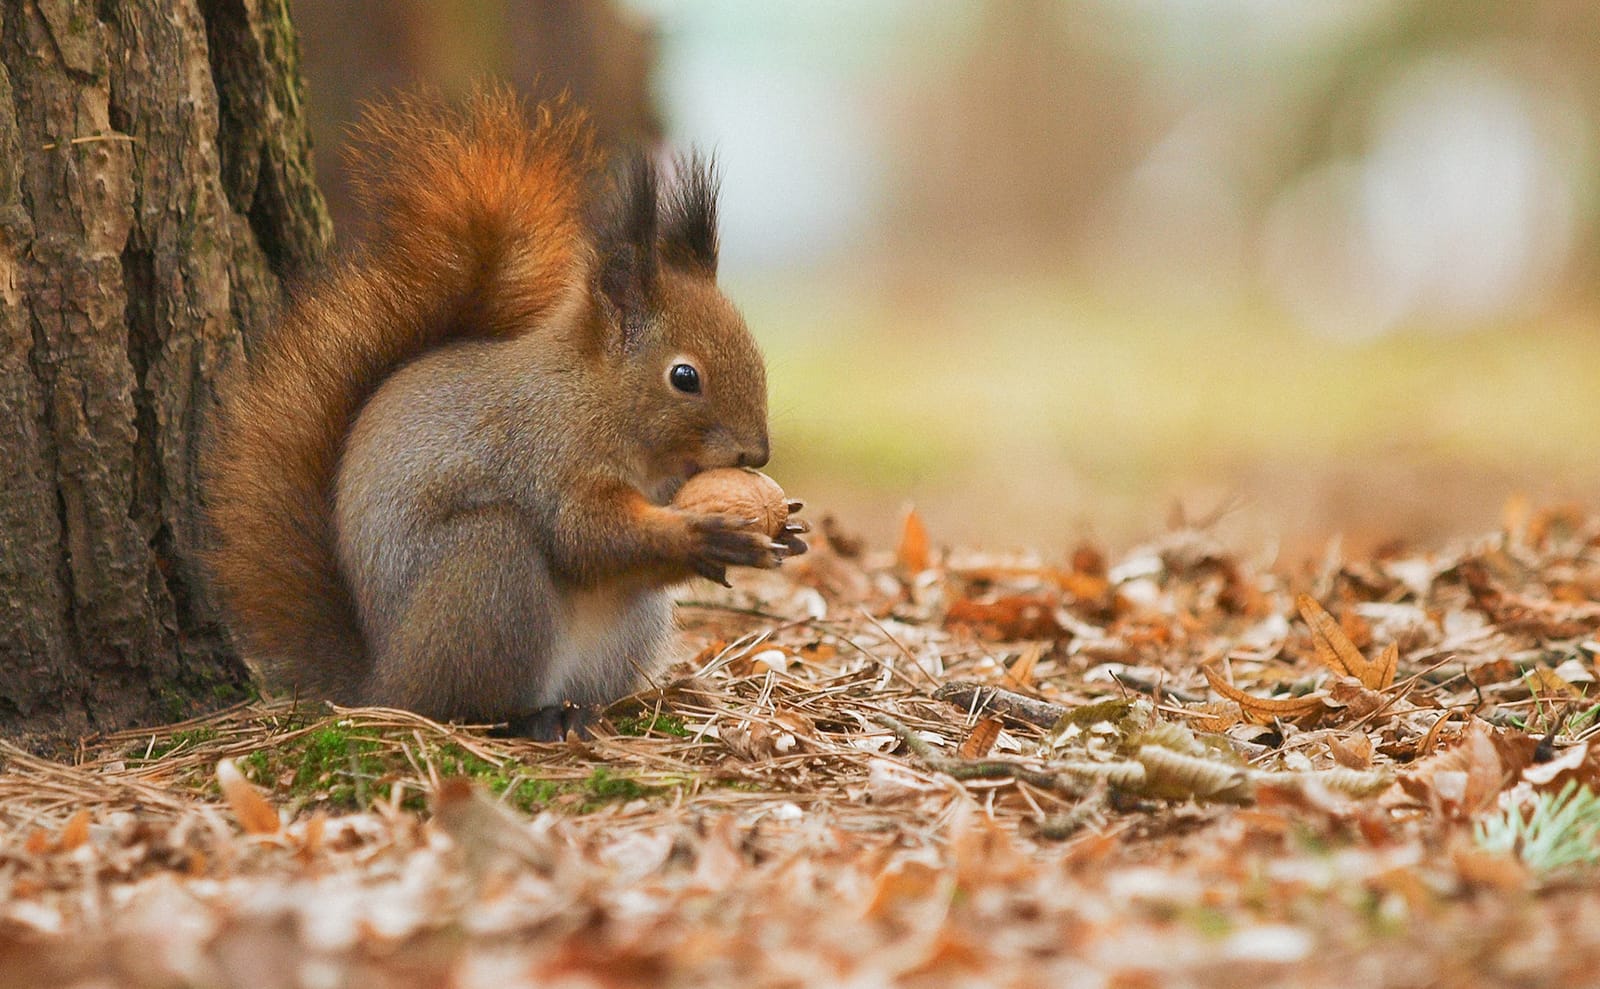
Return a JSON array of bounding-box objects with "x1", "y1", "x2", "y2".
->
[
  {"x1": 592, "y1": 152, "x2": 660, "y2": 345},
  {"x1": 660, "y1": 152, "x2": 719, "y2": 277}
]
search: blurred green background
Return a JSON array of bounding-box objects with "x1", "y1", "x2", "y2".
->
[{"x1": 291, "y1": 0, "x2": 1600, "y2": 559}]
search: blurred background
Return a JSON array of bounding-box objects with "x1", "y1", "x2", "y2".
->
[{"x1": 291, "y1": 0, "x2": 1600, "y2": 561}]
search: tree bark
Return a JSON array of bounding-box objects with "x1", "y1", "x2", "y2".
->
[{"x1": 0, "y1": 0, "x2": 330, "y2": 743}]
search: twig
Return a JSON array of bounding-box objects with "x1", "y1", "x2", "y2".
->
[
  {"x1": 870, "y1": 712, "x2": 1078, "y2": 792},
  {"x1": 933, "y1": 682, "x2": 1070, "y2": 728}
]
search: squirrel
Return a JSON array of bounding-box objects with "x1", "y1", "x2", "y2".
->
[{"x1": 203, "y1": 87, "x2": 806, "y2": 736}]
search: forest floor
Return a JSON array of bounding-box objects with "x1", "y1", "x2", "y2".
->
[{"x1": 5, "y1": 505, "x2": 1600, "y2": 987}]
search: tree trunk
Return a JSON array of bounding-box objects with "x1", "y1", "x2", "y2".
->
[{"x1": 0, "y1": 0, "x2": 331, "y2": 743}]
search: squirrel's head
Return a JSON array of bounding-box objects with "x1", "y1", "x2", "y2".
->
[{"x1": 587, "y1": 153, "x2": 769, "y2": 503}]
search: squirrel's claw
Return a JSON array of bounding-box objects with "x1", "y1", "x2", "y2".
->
[{"x1": 692, "y1": 557, "x2": 733, "y2": 586}]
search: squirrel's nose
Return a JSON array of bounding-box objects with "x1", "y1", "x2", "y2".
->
[{"x1": 737, "y1": 438, "x2": 770, "y2": 469}]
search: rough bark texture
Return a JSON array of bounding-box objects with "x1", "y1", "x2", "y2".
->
[{"x1": 0, "y1": 0, "x2": 331, "y2": 743}]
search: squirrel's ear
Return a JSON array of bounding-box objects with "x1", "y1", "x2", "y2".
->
[
  {"x1": 660, "y1": 151, "x2": 719, "y2": 277},
  {"x1": 591, "y1": 153, "x2": 659, "y2": 348}
]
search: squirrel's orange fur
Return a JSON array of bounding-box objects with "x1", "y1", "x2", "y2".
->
[{"x1": 205, "y1": 89, "x2": 596, "y2": 700}]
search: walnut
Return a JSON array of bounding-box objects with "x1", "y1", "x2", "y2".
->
[{"x1": 672, "y1": 468, "x2": 789, "y2": 538}]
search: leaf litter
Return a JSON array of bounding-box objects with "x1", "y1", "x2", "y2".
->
[{"x1": 6, "y1": 505, "x2": 1600, "y2": 986}]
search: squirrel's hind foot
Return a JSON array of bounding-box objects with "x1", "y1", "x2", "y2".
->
[{"x1": 495, "y1": 702, "x2": 595, "y2": 741}]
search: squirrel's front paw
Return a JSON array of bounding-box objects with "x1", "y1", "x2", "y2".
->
[{"x1": 687, "y1": 514, "x2": 788, "y2": 586}]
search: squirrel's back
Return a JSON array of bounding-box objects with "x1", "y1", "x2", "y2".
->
[{"x1": 205, "y1": 88, "x2": 600, "y2": 699}]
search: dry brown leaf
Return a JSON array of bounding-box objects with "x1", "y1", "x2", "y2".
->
[
  {"x1": 721, "y1": 721, "x2": 796, "y2": 760},
  {"x1": 23, "y1": 828, "x2": 49, "y2": 855},
  {"x1": 1202, "y1": 665, "x2": 1327, "y2": 726},
  {"x1": 898, "y1": 506, "x2": 930, "y2": 572},
  {"x1": 1451, "y1": 842, "x2": 1531, "y2": 892},
  {"x1": 296, "y1": 810, "x2": 327, "y2": 866},
  {"x1": 1467, "y1": 658, "x2": 1519, "y2": 686},
  {"x1": 950, "y1": 811, "x2": 1035, "y2": 885},
  {"x1": 864, "y1": 858, "x2": 944, "y2": 920},
  {"x1": 1298, "y1": 593, "x2": 1376, "y2": 686},
  {"x1": 1521, "y1": 739, "x2": 1600, "y2": 790},
  {"x1": 57, "y1": 809, "x2": 91, "y2": 852},
  {"x1": 1006, "y1": 642, "x2": 1045, "y2": 687},
  {"x1": 958, "y1": 717, "x2": 1003, "y2": 760},
  {"x1": 691, "y1": 814, "x2": 747, "y2": 891},
  {"x1": 1373, "y1": 642, "x2": 1399, "y2": 691},
  {"x1": 1327, "y1": 733, "x2": 1374, "y2": 769},
  {"x1": 217, "y1": 757, "x2": 280, "y2": 835},
  {"x1": 1418, "y1": 709, "x2": 1469, "y2": 756},
  {"x1": 432, "y1": 777, "x2": 558, "y2": 879},
  {"x1": 1186, "y1": 701, "x2": 1242, "y2": 733},
  {"x1": 1325, "y1": 678, "x2": 1387, "y2": 723},
  {"x1": 945, "y1": 595, "x2": 1065, "y2": 641},
  {"x1": 1398, "y1": 723, "x2": 1512, "y2": 818},
  {"x1": 1136, "y1": 745, "x2": 1253, "y2": 803},
  {"x1": 1340, "y1": 608, "x2": 1373, "y2": 649}
]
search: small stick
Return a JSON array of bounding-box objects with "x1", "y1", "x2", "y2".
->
[
  {"x1": 870, "y1": 712, "x2": 1077, "y2": 792},
  {"x1": 933, "y1": 682, "x2": 1070, "y2": 728}
]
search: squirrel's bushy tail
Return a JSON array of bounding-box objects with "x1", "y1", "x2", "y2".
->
[{"x1": 205, "y1": 86, "x2": 598, "y2": 700}]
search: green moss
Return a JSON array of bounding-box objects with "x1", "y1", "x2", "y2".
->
[
  {"x1": 583, "y1": 767, "x2": 650, "y2": 803},
  {"x1": 611, "y1": 712, "x2": 693, "y2": 738},
  {"x1": 429, "y1": 743, "x2": 560, "y2": 811},
  {"x1": 228, "y1": 724, "x2": 394, "y2": 809},
  {"x1": 232, "y1": 724, "x2": 670, "y2": 814}
]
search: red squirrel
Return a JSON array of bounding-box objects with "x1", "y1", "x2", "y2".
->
[{"x1": 204, "y1": 87, "x2": 806, "y2": 736}]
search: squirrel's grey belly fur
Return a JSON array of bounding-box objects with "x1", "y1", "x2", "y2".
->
[{"x1": 335, "y1": 340, "x2": 674, "y2": 719}]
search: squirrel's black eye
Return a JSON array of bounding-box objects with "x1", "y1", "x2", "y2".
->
[{"x1": 669, "y1": 363, "x2": 701, "y2": 394}]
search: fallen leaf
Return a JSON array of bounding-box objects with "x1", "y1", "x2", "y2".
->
[
  {"x1": 1325, "y1": 677, "x2": 1387, "y2": 723},
  {"x1": 1006, "y1": 642, "x2": 1045, "y2": 687},
  {"x1": 1372, "y1": 642, "x2": 1399, "y2": 692},
  {"x1": 57, "y1": 810, "x2": 91, "y2": 852},
  {"x1": 1398, "y1": 723, "x2": 1513, "y2": 818},
  {"x1": 864, "y1": 858, "x2": 944, "y2": 920},
  {"x1": 945, "y1": 595, "x2": 1065, "y2": 641},
  {"x1": 958, "y1": 717, "x2": 1003, "y2": 759},
  {"x1": 898, "y1": 506, "x2": 930, "y2": 572},
  {"x1": 1136, "y1": 744, "x2": 1253, "y2": 803},
  {"x1": 217, "y1": 758, "x2": 280, "y2": 835},
  {"x1": 1451, "y1": 842, "x2": 1531, "y2": 892},
  {"x1": 1298, "y1": 594, "x2": 1395, "y2": 689},
  {"x1": 1327, "y1": 732, "x2": 1374, "y2": 769},
  {"x1": 1202, "y1": 665, "x2": 1327, "y2": 726}
]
